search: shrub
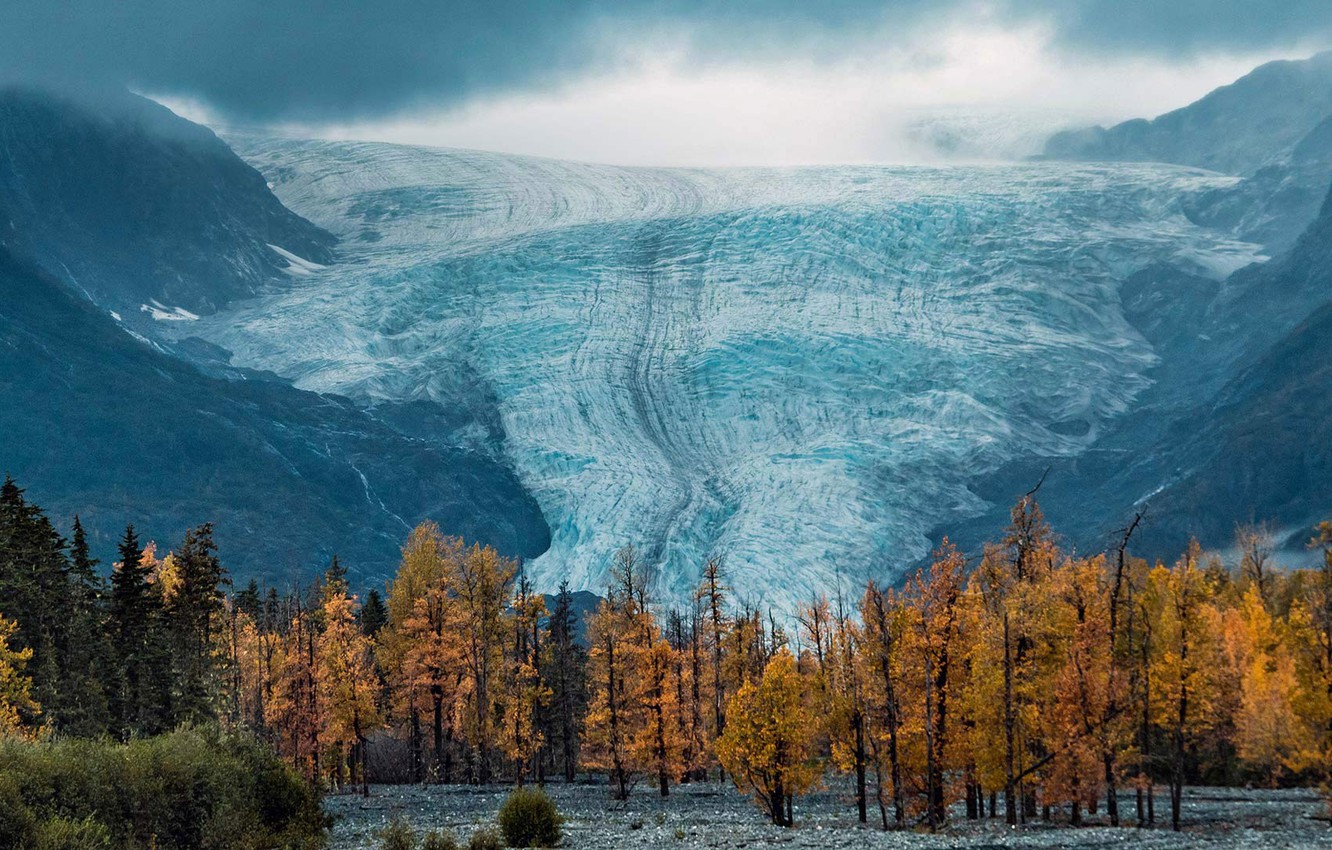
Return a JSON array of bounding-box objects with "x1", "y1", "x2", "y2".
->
[
  {"x1": 35, "y1": 816, "x2": 112, "y2": 850},
  {"x1": 421, "y1": 830, "x2": 460, "y2": 850},
  {"x1": 466, "y1": 827, "x2": 503, "y2": 850},
  {"x1": 0, "y1": 773, "x2": 38, "y2": 849},
  {"x1": 496, "y1": 787, "x2": 562, "y2": 848},
  {"x1": 0, "y1": 727, "x2": 328, "y2": 850},
  {"x1": 379, "y1": 818, "x2": 417, "y2": 850}
]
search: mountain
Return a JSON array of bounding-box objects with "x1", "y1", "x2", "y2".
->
[
  {"x1": 1184, "y1": 113, "x2": 1332, "y2": 252},
  {"x1": 0, "y1": 89, "x2": 549, "y2": 583},
  {"x1": 1042, "y1": 52, "x2": 1332, "y2": 177},
  {"x1": 4, "y1": 69, "x2": 1328, "y2": 603},
  {"x1": 1122, "y1": 187, "x2": 1332, "y2": 551},
  {"x1": 1041, "y1": 51, "x2": 1332, "y2": 253},
  {"x1": 0, "y1": 87, "x2": 336, "y2": 323},
  {"x1": 960, "y1": 185, "x2": 1332, "y2": 559},
  {"x1": 193, "y1": 134, "x2": 1284, "y2": 605},
  {"x1": 0, "y1": 242, "x2": 548, "y2": 584}
]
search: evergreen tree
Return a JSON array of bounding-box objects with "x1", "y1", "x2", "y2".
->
[
  {"x1": 108, "y1": 524, "x2": 155, "y2": 737},
  {"x1": 235, "y1": 579, "x2": 263, "y2": 622},
  {"x1": 0, "y1": 477, "x2": 96, "y2": 732},
  {"x1": 545, "y1": 582, "x2": 588, "y2": 782},
  {"x1": 59, "y1": 516, "x2": 111, "y2": 735},
  {"x1": 359, "y1": 588, "x2": 388, "y2": 638},
  {"x1": 166, "y1": 523, "x2": 228, "y2": 725}
]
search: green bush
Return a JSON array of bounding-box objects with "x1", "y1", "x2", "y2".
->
[
  {"x1": 421, "y1": 830, "x2": 460, "y2": 850},
  {"x1": 379, "y1": 818, "x2": 417, "y2": 850},
  {"x1": 35, "y1": 816, "x2": 112, "y2": 850},
  {"x1": 0, "y1": 772, "x2": 38, "y2": 849},
  {"x1": 496, "y1": 787, "x2": 562, "y2": 848},
  {"x1": 466, "y1": 827, "x2": 503, "y2": 850},
  {"x1": 0, "y1": 727, "x2": 328, "y2": 850}
]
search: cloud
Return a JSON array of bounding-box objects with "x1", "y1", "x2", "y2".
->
[
  {"x1": 1, "y1": 1, "x2": 1329, "y2": 123},
  {"x1": 194, "y1": 22, "x2": 1289, "y2": 167}
]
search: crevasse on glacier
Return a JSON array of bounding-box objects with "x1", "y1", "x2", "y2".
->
[{"x1": 197, "y1": 137, "x2": 1261, "y2": 608}]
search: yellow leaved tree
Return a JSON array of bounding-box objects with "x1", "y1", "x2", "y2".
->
[
  {"x1": 716, "y1": 648, "x2": 819, "y2": 826},
  {"x1": 0, "y1": 614, "x2": 39, "y2": 737}
]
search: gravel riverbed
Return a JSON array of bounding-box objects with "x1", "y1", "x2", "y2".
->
[{"x1": 326, "y1": 781, "x2": 1330, "y2": 849}]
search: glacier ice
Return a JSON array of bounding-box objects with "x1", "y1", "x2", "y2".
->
[{"x1": 192, "y1": 136, "x2": 1263, "y2": 608}]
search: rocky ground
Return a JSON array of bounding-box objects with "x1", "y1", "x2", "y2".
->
[{"x1": 326, "y1": 780, "x2": 1330, "y2": 849}]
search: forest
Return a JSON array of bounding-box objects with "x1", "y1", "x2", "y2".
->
[{"x1": 1, "y1": 472, "x2": 1331, "y2": 836}]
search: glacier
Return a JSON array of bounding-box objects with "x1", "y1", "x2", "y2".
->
[{"x1": 188, "y1": 136, "x2": 1264, "y2": 607}]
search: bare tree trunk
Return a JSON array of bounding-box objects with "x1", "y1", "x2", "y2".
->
[
  {"x1": 1004, "y1": 611, "x2": 1017, "y2": 827},
  {"x1": 432, "y1": 689, "x2": 444, "y2": 783},
  {"x1": 854, "y1": 708, "x2": 867, "y2": 823}
]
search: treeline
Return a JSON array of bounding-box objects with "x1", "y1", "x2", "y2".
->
[
  {"x1": 0, "y1": 476, "x2": 226, "y2": 740},
  {"x1": 2, "y1": 474, "x2": 1332, "y2": 832}
]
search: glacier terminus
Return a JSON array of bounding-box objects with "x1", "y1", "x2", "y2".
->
[{"x1": 187, "y1": 137, "x2": 1265, "y2": 608}]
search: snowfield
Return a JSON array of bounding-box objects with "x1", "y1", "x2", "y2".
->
[
  {"x1": 325, "y1": 782, "x2": 1329, "y2": 849},
  {"x1": 199, "y1": 136, "x2": 1263, "y2": 605}
]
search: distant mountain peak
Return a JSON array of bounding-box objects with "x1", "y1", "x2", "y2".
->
[
  {"x1": 1041, "y1": 51, "x2": 1332, "y2": 176},
  {"x1": 0, "y1": 86, "x2": 336, "y2": 322}
]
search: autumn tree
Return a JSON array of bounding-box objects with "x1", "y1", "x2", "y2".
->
[
  {"x1": 584, "y1": 594, "x2": 635, "y2": 798},
  {"x1": 912, "y1": 539, "x2": 966, "y2": 828},
  {"x1": 861, "y1": 581, "x2": 907, "y2": 828},
  {"x1": 966, "y1": 490, "x2": 1061, "y2": 825},
  {"x1": 1144, "y1": 542, "x2": 1224, "y2": 831},
  {"x1": 581, "y1": 546, "x2": 671, "y2": 797},
  {"x1": 666, "y1": 607, "x2": 708, "y2": 782},
  {"x1": 716, "y1": 648, "x2": 819, "y2": 826},
  {"x1": 380, "y1": 523, "x2": 461, "y2": 782},
  {"x1": 500, "y1": 564, "x2": 550, "y2": 784},
  {"x1": 1225, "y1": 585, "x2": 1317, "y2": 783},
  {"x1": 1290, "y1": 522, "x2": 1332, "y2": 817},
  {"x1": 265, "y1": 590, "x2": 323, "y2": 781},
  {"x1": 454, "y1": 542, "x2": 516, "y2": 782},
  {"x1": 317, "y1": 568, "x2": 382, "y2": 795},
  {"x1": 1044, "y1": 554, "x2": 1116, "y2": 825},
  {"x1": 0, "y1": 614, "x2": 39, "y2": 737}
]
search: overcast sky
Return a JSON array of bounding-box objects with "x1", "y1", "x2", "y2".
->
[{"x1": 4, "y1": 1, "x2": 1329, "y2": 165}]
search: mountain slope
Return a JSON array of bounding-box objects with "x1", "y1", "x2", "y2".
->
[
  {"x1": 1042, "y1": 52, "x2": 1332, "y2": 176},
  {"x1": 962, "y1": 185, "x2": 1332, "y2": 558},
  {"x1": 0, "y1": 87, "x2": 336, "y2": 321},
  {"x1": 1139, "y1": 188, "x2": 1332, "y2": 549},
  {"x1": 0, "y1": 243, "x2": 549, "y2": 582}
]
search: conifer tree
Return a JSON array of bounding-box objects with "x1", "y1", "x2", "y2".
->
[
  {"x1": 0, "y1": 477, "x2": 74, "y2": 726},
  {"x1": 545, "y1": 582, "x2": 588, "y2": 782},
  {"x1": 166, "y1": 523, "x2": 227, "y2": 725},
  {"x1": 108, "y1": 524, "x2": 156, "y2": 737},
  {"x1": 360, "y1": 589, "x2": 388, "y2": 638},
  {"x1": 235, "y1": 578, "x2": 263, "y2": 621},
  {"x1": 58, "y1": 515, "x2": 111, "y2": 735}
]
